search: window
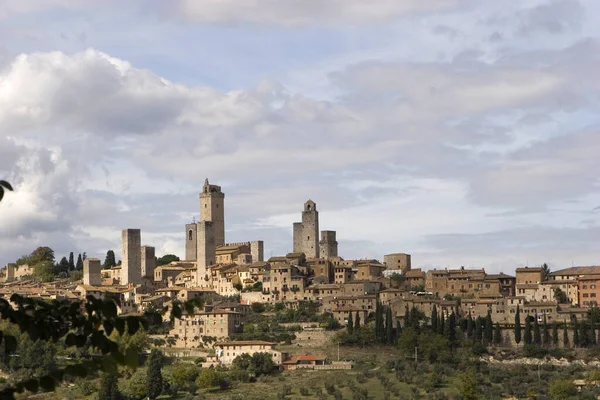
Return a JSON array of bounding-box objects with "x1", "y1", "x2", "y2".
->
[
  {"x1": 592, "y1": 285, "x2": 597, "y2": 289},
  {"x1": 592, "y1": 293, "x2": 597, "y2": 298},
  {"x1": 188, "y1": 230, "x2": 193, "y2": 240},
  {"x1": 583, "y1": 285, "x2": 588, "y2": 289},
  {"x1": 584, "y1": 293, "x2": 589, "y2": 298}
]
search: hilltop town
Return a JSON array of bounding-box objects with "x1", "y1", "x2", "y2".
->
[{"x1": 1, "y1": 179, "x2": 599, "y2": 368}]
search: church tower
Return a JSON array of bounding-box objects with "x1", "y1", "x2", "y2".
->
[{"x1": 199, "y1": 178, "x2": 225, "y2": 247}]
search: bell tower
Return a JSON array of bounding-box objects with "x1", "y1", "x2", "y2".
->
[{"x1": 199, "y1": 178, "x2": 225, "y2": 247}]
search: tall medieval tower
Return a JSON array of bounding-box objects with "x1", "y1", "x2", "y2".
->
[
  {"x1": 200, "y1": 179, "x2": 225, "y2": 247},
  {"x1": 293, "y1": 200, "x2": 319, "y2": 259}
]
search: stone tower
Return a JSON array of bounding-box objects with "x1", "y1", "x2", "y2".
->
[
  {"x1": 121, "y1": 228, "x2": 141, "y2": 285},
  {"x1": 185, "y1": 222, "x2": 197, "y2": 261},
  {"x1": 293, "y1": 200, "x2": 319, "y2": 259},
  {"x1": 141, "y1": 246, "x2": 156, "y2": 278},
  {"x1": 196, "y1": 221, "x2": 215, "y2": 287},
  {"x1": 200, "y1": 179, "x2": 225, "y2": 247},
  {"x1": 319, "y1": 231, "x2": 338, "y2": 259},
  {"x1": 383, "y1": 253, "x2": 411, "y2": 273},
  {"x1": 83, "y1": 258, "x2": 102, "y2": 286},
  {"x1": 250, "y1": 240, "x2": 264, "y2": 263}
]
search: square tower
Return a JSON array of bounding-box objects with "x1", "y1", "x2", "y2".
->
[
  {"x1": 197, "y1": 221, "x2": 215, "y2": 287},
  {"x1": 141, "y1": 246, "x2": 156, "y2": 278},
  {"x1": 319, "y1": 230, "x2": 338, "y2": 259},
  {"x1": 83, "y1": 258, "x2": 102, "y2": 286},
  {"x1": 301, "y1": 200, "x2": 319, "y2": 258},
  {"x1": 121, "y1": 229, "x2": 141, "y2": 285},
  {"x1": 250, "y1": 240, "x2": 264, "y2": 263},
  {"x1": 200, "y1": 179, "x2": 225, "y2": 247},
  {"x1": 185, "y1": 223, "x2": 198, "y2": 261}
]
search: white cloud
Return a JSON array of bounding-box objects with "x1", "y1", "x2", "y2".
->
[{"x1": 175, "y1": 0, "x2": 463, "y2": 27}]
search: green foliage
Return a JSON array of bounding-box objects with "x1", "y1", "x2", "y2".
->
[
  {"x1": 484, "y1": 312, "x2": 493, "y2": 344},
  {"x1": 34, "y1": 261, "x2": 55, "y2": 282},
  {"x1": 533, "y1": 315, "x2": 541, "y2": 345},
  {"x1": 251, "y1": 302, "x2": 266, "y2": 313},
  {"x1": 493, "y1": 322, "x2": 502, "y2": 345},
  {"x1": 76, "y1": 253, "x2": 83, "y2": 271},
  {"x1": 563, "y1": 321, "x2": 569, "y2": 346},
  {"x1": 68, "y1": 252, "x2": 75, "y2": 271},
  {"x1": 554, "y1": 287, "x2": 568, "y2": 304},
  {"x1": 431, "y1": 305, "x2": 438, "y2": 333},
  {"x1": 354, "y1": 311, "x2": 361, "y2": 331},
  {"x1": 548, "y1": 379, "x2": 577, "y2": 400},
  {"x1": 524, "y1": 316, "x2": 532, "y2": 345},
  {"x1": 195, "y1": 368, "x2": 228, "y2": 389},
  {"x1": 457, "y1": 371, "x2": 478, "y2": 400},
  {"x1": 514, "y1": 305, "x2": 522, "y2": 344},
  {"x1": 347, "y1": 312, "x2": 354, "y2": 335},
  {"x1": 69, "y1": 271, "x2": 83, "y2": 282},
  {"x1": 156, "y1": 254, "x2": 180, "y2": 266},
  {"x1": 523, "y1": 344, "x2": 548, "y2": 358},
  {"x1": 146, "y1": 349, "x2": 163, "y2": 399},
  {"x1": 104, "y1": 250, "x2": 117, "y2": 269},
  {"x1": 119, "y1": 368, "x2": 147, "y2": 399},
  {"x1": 98, "y1": 373, "x2": 121, "y2": 400}
]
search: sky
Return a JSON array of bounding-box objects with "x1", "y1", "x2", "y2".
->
[{"x1": 0, "y1": 0, "x2": 599, "y2": 273}]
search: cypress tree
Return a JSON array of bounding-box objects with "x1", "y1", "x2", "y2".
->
[
  {"x1": 542, "y1": 314, "x2": 549, "y2": 347},
  {"x1": 552, "y1": 323, "x2": 559, "y2": 346},
  {"x1": 514, "y1": 305, "x2": 522, "y2": 345},
  {"x1": 431, "y1": 305, "x2": 438, "y2": 333},
  {"x1": 533, "y1": 315, "x2": 541, "y2": 345},
  {"x1": 347, "y1": 312, "x2": 354, "y2": 335},
  {"x1": 524, "y1": 316, "x2": 532, "y2": 345},
  {"x1": 98, "y1": 372, "x2": 121, "y2": 400},
  {"x1": 573, "y1": 316, "x2": 580, "y2": 347},
  {"x1": 474, "y1": 317, "x2": 482, "y2": 344},
  {"x1": 446, "y1": 312, "x2": 457, "y2": 347},
  {"x1": 581, "y1": 322, "x2": 589, "y2": 348},
  {"x1": 76, "y1": 253, "x2": 83, "y2": 271},
  {"x1": 493, "y1": 322, "x2": 502, "y2": 345},
  {"x1": 590, "y1": 310, "x2": 597, "y2": 346},
  {"x1": 147, "y1": 349, "x2": 163, "y2": 399},
  {"x1": 404, "y1": 304, "x2": 410, "y2": 329},
  {"x1": 563, "y1": 321, "x2": 569, "y2": 347},
  {"x1": 354, "y1": 311, "x2": 361, "y2": 331},
  {"x1": 68, "y1": 252, "x2": 75, "y2": 271},
  {"x1": 439, "y1": 313, "x2": 445, "y2": 335},
  {"x1": 386, "y1": 307, "x2": 394, "y2": 344},
  {"x1": 104, "y1": 250, "x2": 117, "y2": 268},
  {"x1": 484, "y1": 312, "x2": 493, "y2": 344},
  {"x1": 466, "y1": 312, "x2": 474, "y2": 339}
]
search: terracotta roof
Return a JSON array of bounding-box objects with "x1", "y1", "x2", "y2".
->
[
  {"x1": 551, "y1": 266, "x2": 600, "y2": 276},
  {"x1": 487, "y1": 273, "x2": 516, "y2": 279},
  {"x1": 405, "y1": 270, "x2": 425, "y2": 278},
  {"x1": 516, "y1": 267, "x2": 543, "y2": 273},
  {"x1": 297, "y1": 354, "x2": 327, "y2": 361}
]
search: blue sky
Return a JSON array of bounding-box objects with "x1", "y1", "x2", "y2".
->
[{"x1": 1, "y1": 0, "x2": 599, "y2": 273}]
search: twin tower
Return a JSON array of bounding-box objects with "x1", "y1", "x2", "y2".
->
[
  {"x1": 185, "y1": 179, "x2": 225, "y2": 285},
  {"x1": 293, "y1": 200, "x2": 338, "y2": 259}
]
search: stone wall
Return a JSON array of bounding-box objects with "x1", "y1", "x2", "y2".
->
[
  {"x1": 121, "y1": 229, "x2": 141, "y2": 285},
  {"x1": 292, "y1": 328, "x2": 336, "y2": 348}
]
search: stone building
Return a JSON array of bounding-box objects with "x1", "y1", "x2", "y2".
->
[
  {"x1": 383, "y1": 253, "x2": 411, "y2": 273},
  {"x1": 319, "y1": 231, "x2": 338, "y2": 259},
  {"x1": 293, "y1": 200, "x2": 319, "y2": 259},
  {"x1": 121, "y1": 229, "x2": 141, "y2": 285},
  {"x1": 212, "y1": 341, "x2": 283, "y2": 366},
  {"x1": 196, "y1": 221, "x2": 215, "y2": 287},
  {"x1": 515, "y1": 267, "x2": 543, "y2": 285},
  {"x1": 83, "y1": 258, "x2": 102, "y2": 286}
]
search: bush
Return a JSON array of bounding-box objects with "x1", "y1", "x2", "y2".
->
[
  {"x1": 299, "y1": 387, "x2": 310, "y2": 396},
  {"x1": 523, "y1": 344, "x2": 548, "y2": 359},
  {"x1": 325, "y1": 381, "x2": 336, "y2": 394}
]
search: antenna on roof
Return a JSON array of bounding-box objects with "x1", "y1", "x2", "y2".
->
[{"x1": 192, "y1": 216, "x2": 196, "y2": 224}]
